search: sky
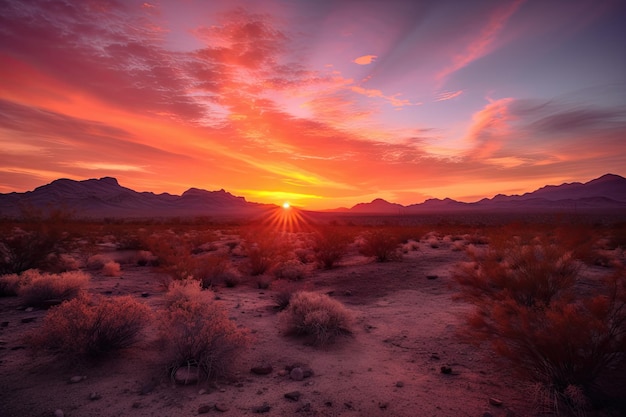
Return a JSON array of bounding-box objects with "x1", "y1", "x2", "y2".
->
[{"x1": 1, "y1": 0, "x2": 625, "y2": 210}]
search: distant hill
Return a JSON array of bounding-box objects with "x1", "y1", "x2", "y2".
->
[
  {"x1": 335, "y1": 173, "x2": 626, "y2": 214},
  {"x1": 0, "y1": 177, "x2": 273, "y2": 219},
  {"x1": 1, "y1": 174, "x2": 624, "y2": 219}
]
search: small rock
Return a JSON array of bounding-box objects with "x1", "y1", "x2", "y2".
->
[
  {"x1": 489, "y1": 397, "x2": 503, "y2": 406},
  {"x1": 379, "y1": 402, "x2": 389, "y2": 409},
  {"x1": 25, "y1": 307, "x2": 34, "y2": 312},
  {"x1": 290, "y1": 367, "x2": 304, "y2": 381},
  {"x1": 174, "y1": 366, "x2": 199, "y2": 385},
  {"x1": 440, "y1": 365, "x2": 452, "y2": 374},
  {"x1": 54, "y1": 410, "x2": 64, "y2": 417},
  {"x1": 215, "y1": 403, "x2": 229, "y2": 412},
  {"x1": 89, "y1": 392, "x2": 101, "y2": 400},
  {"x1": 297, "y1": 403, "x2": 312, "y2": 412},
  {"x1": 395, "y1": 381, "x2": 404, "y2": 388},
  {"x1": 284, "y1": 391, "x2": 301, "y2": 401},
  {"x1": 251, "y1": 364, "x2": 273, "y2": 375},
  {"x1": 198, "y1": 404, "x2": 215, "y2": 414},
  {"x1": 141, "y1": 292, "x2": 150, "y2": 297},
  {"x1": 69, "y1": 375, "x2": 86, "y2": 383},
  {"x1": 324, "y1": 401, "x2": 333, "y2": 407},
  {"x1": 198, "y1": 389, "x2": 208, "y2": 395},
  {"x1": 426, "y1": 275, "x2": 438, "y2": 280},
  {"x1": 277, "y1": 369, "x2": 288, "y2": 376},
  {"x1": 252, "y1": 402, "x2": 271, "y2": 413},
  {"x1": 430, "y1": 353, "x2": 440, "y2": 360}
]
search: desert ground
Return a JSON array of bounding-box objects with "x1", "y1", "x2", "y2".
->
[{"x1": 0, "y1": 216, "x2": 624, "y2": 417}]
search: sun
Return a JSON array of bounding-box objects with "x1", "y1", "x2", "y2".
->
[{"x1": 282, "y1": 202, "x2": 291, "y2": 209}]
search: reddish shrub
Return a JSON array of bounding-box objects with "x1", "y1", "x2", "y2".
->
[
  {"x1": 312, "y1": 226, "x2": 352, "y2": 269},
  {"x1": 30, "y1": 294, "x2": 151, "y2": 359},
  {"x1": 18, "y1": 270, "x2": 89, "y2": 306},
  {"x1": 281, "y1": 291, "x2": 353, "y2": 345},
  {"x1": 159, "y1": 299, "x2": 251, "y2": 380},
  {"x1": 359, "y1": 228, "x2": 402, "y2": 262},
  {"x1": 456, "y1": 240, "x2": 626, "y2": 407}
]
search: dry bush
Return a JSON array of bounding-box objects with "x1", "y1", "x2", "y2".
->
[
  {"x1": 359, "y1": 228, "x2": 402, "y2": 262},
  {"x1": 194, "y1": 254, "x2": 239, "y2": 288},
  {"x1": 312, "y1": 226, "x2": 352, "y2": 269},
  {"x1": 102, "y1": 260, "x2": 121, "y2": 277},
  {"x1": 86, "y1": 254, "x2": 113, "y2": 269},
  {"x1": 165, "y1": 279, "x2": 204, "y2": 306},
  {"x1": 0, "y1": 227, "x2": 59, "y2": 274},
  {"x1": 242, "y1": 233, "x2": 287, "y2": 276},
  {"x1": 281, "y1": 291, "x2": 353, "y2": 345},
  {"x1": 18, "y1": 270, "x2": 90, "y2": 306},
  {"x1": 0, "y1": 273, "x2": 23, "y2": 296},
  {"x1": 273, "y1": 259, "x2": 307, "y2": 281},
  {"x1": 455, "y1": 240, "x2": 626, "y2": 409},
  {"x1": 159, "y1": 299, "x2": 251, "y2": 381},
  {"x1": 145, "y1": 233, "x2": 196, "y2": 280},
  {"x1": 29, "y1": 294, "x2": 151, "y2": 359}
]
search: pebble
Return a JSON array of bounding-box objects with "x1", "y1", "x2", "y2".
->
[
  {"x1": 69, "y1": 376, "x2": 86, "y2": 383},
  {"x1": 440, "y1": 365, "x2": 452, "y2": 374},
  {"x1": 215, "y1": 403, "x2": 229, "y2": 412},
  {"x1": 54, "y1": 410, "x2": 64, "y2": 417},
  {"x1": 252, "y1": 402, "x2": 271, "y2": 413},
  {"x1": 395, "y1": 381, "x2": 404, "y2": 388},
  {"x1": 174, "y1": 367, "x2": 199, "y2": 385},
  {"x1": 379, "y1": 402, "x2": 389, "y2": 409},
  {"x1": 89, "y1": 392, "x2": 101, "y2": 400},
  {"x1": 277, "y1": 369, "x2": 288, "y2": 376},
  {"x1": 290, "y1": 367, "x2": 304, "y2": 381},
  {"x1": 251, "y1": 364, "x2": 273, "y2": 375},
  {"x1": 284, "y1": 391, "x2": 301, "y2": 401},
  {"x1": 198, "y1": 404, "x2": 215, "y2": 414}
]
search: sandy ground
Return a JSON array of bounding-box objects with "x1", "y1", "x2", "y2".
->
[{"x1": 1, "y1": 244, "x2": 554, "y2": 417}]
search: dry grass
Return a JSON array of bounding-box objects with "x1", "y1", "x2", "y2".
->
[
  {"x1": 29, "y1": 294, "x2": 151, "y2": 359},
  {"x1": 359, "y1": 228, "x2": 402, "y2": 262},
  {"x1": 159, "y1": 298, "x2": 251, "y2": 381},
  {"x1": 281, "y1": 291, "x2": 353, "y2": 345},
  {"x1": 17, "y1": 270, "x2": 90, "y2": 306}
]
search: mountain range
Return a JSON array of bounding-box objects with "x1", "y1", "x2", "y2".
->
[{"x1": 0, "y1": 174, "x2": 624, "y2": 219}]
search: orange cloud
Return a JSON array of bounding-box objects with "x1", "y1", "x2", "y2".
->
[{"x1": 353, "y1": 55, "x2": 377, "y2": 65}]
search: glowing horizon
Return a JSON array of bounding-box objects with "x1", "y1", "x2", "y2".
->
[{"x1": 1, "y1": 1, "x2": 624, "y2": 210}]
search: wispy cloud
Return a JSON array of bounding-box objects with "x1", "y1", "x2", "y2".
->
[
  {"x1": 435, "y1": 90, "x2": 464, "y2": 102},
  {"x1": 437, "y1": 0, "x2": 525, "y2": 83}
]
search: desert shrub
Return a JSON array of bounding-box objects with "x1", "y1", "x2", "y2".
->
[
  {"x1": 194, "y1": 254, "x2": 238, "y2": 288},
  {"x1": 159, "y1": 299, "x2": 251, "y2": 380},
  {"x1": 102, "y1": 260, "x2": 121, "y2": 277},
  {"x1": 145, "y1": 233, "x2": 196, "y2": 280},
  {"x1": 359, "y1": 228, "x2": 402, "y2": 262},
  {"x1": 86, "y1": 254, "x2": 113, "y2": 269},
  {"x1": 312, "y1": 227, "x2": 352, "y2": 269},
  {"x1": 281, "y1": 291, "x2": 353, "y2": 345},
  {"x1": 165, "y1": 279, "x2": 204, "y2": 306},
  {"x1": 18, "y1": 270, "x2": 90, "y2": 306},
  {"x1": 456, "y1": 242, "x2": 579, "y2": 307},
  {"x1": 0, "y1": 273, "x2": 23, "y2": 296},
  {"x1": 274, "y1": 259, "x2": 307, "y2": 281},
  {"x1": 0, "y1": 227, "x2": 58, "y2": 274},
  {"x1": 240, "y1": 229, "x2": 289, "y2": 276},
  {"x1": 30, "y1": 294, "x2": 151, "y2": 359},
  {"x1": 455, "y1": 241, "x2": 626, "y2": 409}
]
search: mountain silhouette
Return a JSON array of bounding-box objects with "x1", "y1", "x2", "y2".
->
[{"x1": 0, "y1": 174, "x2": 624, "y2": 219}]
